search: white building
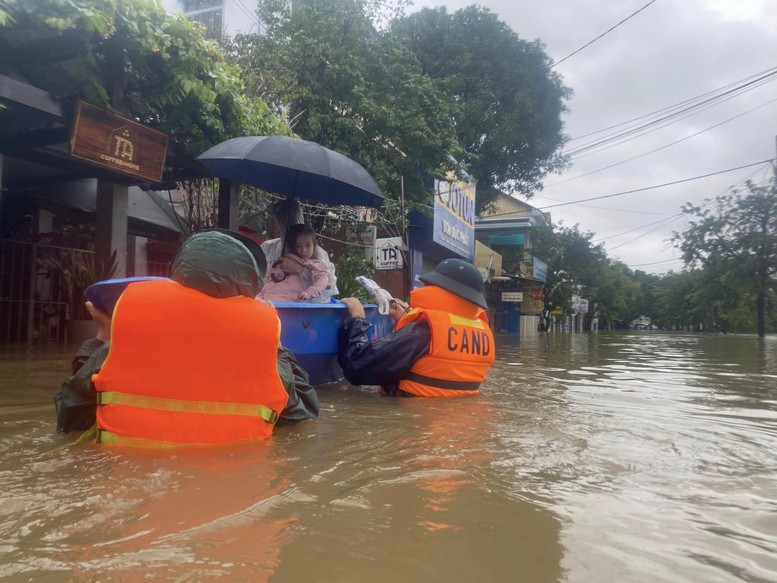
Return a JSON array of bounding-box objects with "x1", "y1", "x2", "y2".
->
[{"x1": 160, "y1": 0, "x2": 263, "y2": 38}]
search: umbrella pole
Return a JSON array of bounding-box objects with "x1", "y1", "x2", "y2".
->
[{"x1": 279, "y1": 172, "x2": 299, "y2": 258}]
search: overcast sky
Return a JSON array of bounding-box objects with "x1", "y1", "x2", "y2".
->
[{"x1": 412, "y1": 0, "x2": 777, "y2": 274}]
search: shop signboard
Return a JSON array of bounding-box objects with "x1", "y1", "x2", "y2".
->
[
  {"x1": 374, "y1": 237, "x2": 404, "y2": 270},
  {"x1": 501, "y1": 292, "x2": 523, "y2": 302},
  {"x1": 70, "y1": 101, "x2": 169, "y2": 182},
  {"x1": 572, "y1": 296, "x2": 589, "y2": 314},
  {"x1": 432, "y1": 176, "x2": 476, "y2": 261},
  {"x1": 533, "y1": 257, "x2": 548, "y2": 283},
  {"x1": 521, "y1": 283, "x2": 545, "y2": 314}
]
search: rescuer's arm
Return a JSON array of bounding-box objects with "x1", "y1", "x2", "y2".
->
[
  {"x1": 70, "y1": 337, "x2": 106, "y2": 375},
  {"x1": 55, "y1": 301, "x2": 112, "y2": 433},
  {"x1": 55, "y1": 339, "x2": 109, "y2": 433},
  {"x1": 275, "y1": 345, "x2": 320, "y2": 425},
  {"x1": 337, "y1": 316, "x2": 431, "y2": 386},
  {"x1": 68, "y1": 302, "x2": 110, "y2": 374}
]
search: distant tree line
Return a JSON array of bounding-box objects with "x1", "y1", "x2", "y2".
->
[{"x1": 527, "y1": 180, "x2": 777, "y2": 336}]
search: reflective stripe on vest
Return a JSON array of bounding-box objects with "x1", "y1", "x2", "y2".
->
[
  {"x1": 96, "y1": 430, "x2": 180, "y2": 448},
  {"x1": 97, "y1": 391, "x2": 280, "y2": 424},
  {"x1": 448, "y1": 313, "x2": 485, "y2": 330},
  {"x1": 404, "y1": 372, "x2": 481, "y2": 392}
]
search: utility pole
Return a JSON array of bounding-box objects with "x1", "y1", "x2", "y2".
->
[{"x1": 399, "y1": 175, "x2": 410, "y2": 299}]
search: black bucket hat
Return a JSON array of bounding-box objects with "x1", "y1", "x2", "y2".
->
[
  {"x1": 207, "y1": 228, "x2": 267, "y2": 276},
  {"x1": 418, "y1": 258, "x2": 487, "y2": 309}
]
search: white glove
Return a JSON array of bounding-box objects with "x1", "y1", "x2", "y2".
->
[{"x1": 356, "y1": 276, "x2": 393, "y2": 315}]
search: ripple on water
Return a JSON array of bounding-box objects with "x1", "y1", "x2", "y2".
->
[{"x1": 0, "y1": 333, "x2": 776, "y2": 582}]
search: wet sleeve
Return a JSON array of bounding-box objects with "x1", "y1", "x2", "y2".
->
[
  {"x1": 55, "y1": 340, "x2": 110, "y2": 434},
  {"x1": 337, "y1": 317, "x2": 431, "y2": 386},
  {"x1": 276, "y1": 345, "x2": 321, "y2": 426},
  {"x1": 301, "y1": 259, "x2": 330, "y2": 296},
  {"x1": 71, "y1": 337, "x2": 107, "y2": 375}
]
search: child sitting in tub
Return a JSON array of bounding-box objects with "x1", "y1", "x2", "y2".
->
[{"x1": 260, "y1": 223, "x2": 331, "y2": 302}]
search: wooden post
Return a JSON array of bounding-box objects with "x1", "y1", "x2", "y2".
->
[
  {"x1": 96, "y1": 180, "x2": 128, "y2": 278},
  {"x1": 0, "y1": 154, "x2": 3, "y2": 227},
  {"x1": 217, "y1": 179, "x2": 239, "y2": 231},
  {"x1": 400, "y1": 175, "x2": 410, "y2": 298}
]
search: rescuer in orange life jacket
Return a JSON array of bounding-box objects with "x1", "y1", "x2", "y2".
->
[
  {"x1": 54, "y1": 229, "x2": 320, "y2": 445},
  {"x1": 338, "y1": 258, "x2": 495, "y2": 397}
]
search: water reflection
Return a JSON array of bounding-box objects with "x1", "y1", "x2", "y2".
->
[
  {"x1": 1, "y1": 332, "x2": 776, "y2": 581},
  {"x1": 270, "y1": 392, "x2": 563, "y2": 583}
]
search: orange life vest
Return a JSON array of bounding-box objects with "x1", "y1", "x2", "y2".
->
[
  {"x1": 93, "y1": 279, "x2": 288, "y2": 446},
  {"x1": 394, "y1": 286, "x2": 495, "y2": 397}
]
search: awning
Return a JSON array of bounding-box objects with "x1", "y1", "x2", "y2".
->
[
  {"x1": 487, "y1": 234, "x2": 525, "y2": 246},
  {"x1": 16, "y1": 179, "x2": 187, "y2": 241}
]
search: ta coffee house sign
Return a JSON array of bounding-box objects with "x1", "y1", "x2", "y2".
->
[
  {"x1": 374, "y1": 237, "x2": 404, "y2": 270},
  {"x1": 69, "y1": 101, "x2": 169, "y2": 182},
  {"x1": 433, "y1": 176, "x2": 476, "y2": 261}
]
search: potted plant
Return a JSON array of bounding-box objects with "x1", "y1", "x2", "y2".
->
[{"x1": 39, "y1": 249, "x2": 117, "y2": 344}]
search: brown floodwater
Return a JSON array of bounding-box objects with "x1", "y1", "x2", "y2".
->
[{"x1": 0, "y1": 332, "x2": 775, "y2": 582}]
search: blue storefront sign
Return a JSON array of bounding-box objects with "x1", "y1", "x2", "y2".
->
[
  {"x1": 533, "y1": 257, "x2": 547, "y2": 283},
  {"x1": 432, "y1": 177, "x2": 476, "y2": 260}
]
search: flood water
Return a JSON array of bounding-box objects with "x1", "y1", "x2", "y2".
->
[{"x1": 1, "y1": 332, "x2": 776, "y2": 582}]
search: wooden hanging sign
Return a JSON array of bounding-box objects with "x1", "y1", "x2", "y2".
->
[{"x1": 69, "y1": 101, "x2": 169, "y2": 182}]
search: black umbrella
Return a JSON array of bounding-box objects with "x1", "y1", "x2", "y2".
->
[{"x1": 196, "y1": 136, "x2": 384, "y2": 208}]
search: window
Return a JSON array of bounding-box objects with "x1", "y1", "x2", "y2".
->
[
  {"x1": 183, "y1": 0, "x2": 221, "y2": 11},
  {"x1": 182, "y1": 0, "x2": 223, "y2": 39}
]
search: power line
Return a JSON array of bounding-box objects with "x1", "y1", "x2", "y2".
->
[
  {"x1": 629, "y1": 258, "x2": 684, "y2": 267},
  {"x1": 562, "y1": 69, "x2": 777, "y2": 159},
  {"x1": 551, "y1": 0, "x2": 659, "y2": 68},
  {"x1": 531, "y1": 193, "x2": 675, "y2": 215},
  {"x1": 479, "y1": 161, "x2": 770, "y2": 220},
  {"x1": 600, "y1": 163, "x2": 769, "y2": 252},
  {"x1": 539, "y1": 159, "x2": 775, "y2": 209},
  {"x1": 550, "y1": 96, "x2": 777, "y2": 186},
  {"x1": 593, "y1": 213, "x2": 682, "y2": 243},
  {"x1": 607, "y1": 218, "x2": 680, "y2": 251},
  {"x1": 566, "y1": 65, "x2": 777, "y2": 143},
  {"x1": 232, "y1": 0, "x2": 260, "y2": 27}
]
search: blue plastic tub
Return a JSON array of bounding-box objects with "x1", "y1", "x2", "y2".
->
[
  {"x1": 84, "y1": 276, "x2": 168, "y2": 315},
  {"x1": 273, "y1": 301, "x2": 394, "y2": 384}
]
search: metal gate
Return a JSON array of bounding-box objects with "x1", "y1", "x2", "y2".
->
[{"x1": 0, "y1": 238, "x2": 90, "y2": 349}]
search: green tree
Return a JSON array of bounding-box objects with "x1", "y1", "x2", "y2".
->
[
  {"x1": 674, "y1": 179, "x2": 777, "y2": 337},
  {"x1": 388, "y1": 6, "x2": 571, "y2": 210},
  {"x1": 592, "y1": 261, "x2": 642, "y2": 329},
  {"x1": 226, "y1": 0, "x2": 460, "y2": 204},
  {"x1": 652, "y1": 270, "x2": 698, "y2": 330},
  {"x1": 528, "y1": 224, "x2": 607, "y2": 331},
  {"x1": 2, "y1": 0, "x2": 288, "y2": 162},
  {"x1": 0, "y1": 2, "x2": 12, "y2": 26}
]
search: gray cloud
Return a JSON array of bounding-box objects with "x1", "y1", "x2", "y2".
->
[{"x1": 412, "y1": 0, "x2": 777, "y2": 273}]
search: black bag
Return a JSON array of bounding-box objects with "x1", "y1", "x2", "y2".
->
[{"x1": 54, "y1": 343, "x2": 108, "y2": 433}]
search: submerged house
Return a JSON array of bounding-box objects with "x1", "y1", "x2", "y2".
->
[{"x1": 474, "y1": 193, "x2": 551, "y2": 335}]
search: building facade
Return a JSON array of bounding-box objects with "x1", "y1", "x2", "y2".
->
[
  {"x1": 160, "y1": 0, "x2": 263, "y2": 38},
  {"x1": 474, "y1": 194, "x2": 551, "y2": 336}
]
